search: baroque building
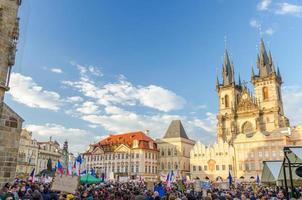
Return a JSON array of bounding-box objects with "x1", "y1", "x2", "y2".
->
[
  {"x1": 0, "y1": 0, "x2": 23, "y2": 186},
  {"x1": 36, "y1": 138, "x2": 63, "y2": 174},
  {"x1": 16, "y1": 129, "x2": 39, "y2": 177},
  {"x1": 83, "y1": 131, "x2": 159, "y2": 182},
  {"x1": 157, "y1": 120, "x2": 195, "y2": 176},
  {"x1": 190, "y1": 39, "x2": 302, "y2": 180}
]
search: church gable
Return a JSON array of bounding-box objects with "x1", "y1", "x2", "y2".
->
[{"x1": 237, "y1": 90, "x2": 259, "y2": 113}]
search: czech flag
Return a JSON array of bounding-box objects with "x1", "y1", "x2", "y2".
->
[
  {"x1": 56, "y1": 160, "x2": 63, "y2": 174},
  {"x1": 29, "y1": 168, "x2": 35, "y2": 183},
  {"x1": 67, "y1": 162, "x2": 72, "y2": 176}
]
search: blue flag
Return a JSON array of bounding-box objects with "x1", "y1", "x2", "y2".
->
[
  {"x1": 256, "y1": 174, "x2": 260, "y2": 185},
  {"x1": 228, "y1": 171, "x2": 232, "y2": 187}
]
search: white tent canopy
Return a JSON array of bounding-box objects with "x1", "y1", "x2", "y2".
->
[
  {"x1": 261, "y1": 161, "x2": 283, "y2": 183},
  {"x1": 261, "y1": 146, "x2": 302, "y2": 184}
]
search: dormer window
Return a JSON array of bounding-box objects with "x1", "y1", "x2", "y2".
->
[
  {"x1": 133, "y1": 140, "x2": 138, "y2": 148},
  {"x1": 149, "y1": 141, "x2": 153, "y2": 149}
]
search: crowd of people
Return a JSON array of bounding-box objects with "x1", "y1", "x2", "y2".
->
[{"x1": 0, "y1": 179, "x2": 301, "y2": 200}]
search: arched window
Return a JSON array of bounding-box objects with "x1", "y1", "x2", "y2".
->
[
  {"x1": 225, "y1": 95, "x2": 230, "y2": 108},
  {"x1": 263, "y1": 87, "x2": 269, "y2": 100}
]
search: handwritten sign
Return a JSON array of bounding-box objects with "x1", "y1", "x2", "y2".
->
[
  {"x1": 146, "y1": 182, "x2": 155, "y2": 191},
  {"x1": 51, "y1": 175, "x2": 79, "y2": 194}
]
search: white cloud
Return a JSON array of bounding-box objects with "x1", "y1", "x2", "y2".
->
[
  {"x1": 188, "y1": 112, "x2": 216, "y2": 133},
  {"x1": 275, "y1": 3, "x2": 302, "y2": 16},
  {"x1": 257, "y1": 0, "x2": 272, "y2": 11},
  {"x1": 76, "y1": 101, "x2": 100, "y2": 115},
  {"x1": 63, "y1": 64, "x2": 185, "y2": 112},
  {"x1": 50, "y1": 68, "x2": 63, "y2": 74},
  {"x1": 282, "y1": 86, "x2": 302, "y2": 125},
  {"x1": 250, "y1": 19, "x2": 261, "y2": 28},
  {"x1": 25, "y1": 123, "x2": 97, "y2": 153},
  {"x1": 265, "y1": 27, "x2": 275, "y2": 35},
  {"x1": 65, "y1": 96, "x2": 83, "y2": 103},
  {"x1": 137, "y1": 85, "x2": 185, "y2": 112},
  {"x1": 9, "y1": 73, "x2": 61, "y2": 111}
]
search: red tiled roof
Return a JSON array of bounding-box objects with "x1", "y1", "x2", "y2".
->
[
  {"x1": 99, "y1": 131, "x2": 153, "y2": 145},
  {"x1": 96, "y1": 131, "x2": 158, "y2": 151}
]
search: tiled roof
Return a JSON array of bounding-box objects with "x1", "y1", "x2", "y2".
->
[
  {"x1": 163, "y1": 120, "x2": 189, "y2": 139},
  {"x1": 96, "y1": 131, "x2": 157, "y2": 151}
]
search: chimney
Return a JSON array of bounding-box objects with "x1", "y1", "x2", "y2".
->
[{"x1": 144, "y1": 130, "x2": 150, "y2": 135}]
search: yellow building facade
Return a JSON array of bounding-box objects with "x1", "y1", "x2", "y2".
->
[
  {"x1": 157, "y1": 120, "x2": 195, "y2": 176},
  {"x1": 190, "y1": 39, "x2": 302, "y2": 181}
]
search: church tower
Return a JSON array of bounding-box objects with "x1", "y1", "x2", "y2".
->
[
  {"x1": 251, "y1": 39, "x2": 289, "y2": 131},
  {"x1": 0, "y1": 0, "x2": 23, "y2": 187},
  {"x1": 216, "y1": 50, "x2": 242, "y2": 143},
  {"x1": 0, "y1": 0, "x2": 20, "y2": 102}
]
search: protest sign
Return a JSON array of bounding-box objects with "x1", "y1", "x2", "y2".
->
[{"x1": 51, "y1": 174, "x2": 79, "y2": 194}]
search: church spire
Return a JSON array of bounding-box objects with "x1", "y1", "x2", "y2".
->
[
  {"x1": 216, "y1": 75, "x2": 220, "y2": 90},
  {"x1": 238, "y1": 74, "x2": 242, "y2": 86},
  {"x1": 256, "y1": 38, "x2": 273, "y2": 78},
  {"x1": 222, "y1": 49, "x2": 234, "y2": 86}
]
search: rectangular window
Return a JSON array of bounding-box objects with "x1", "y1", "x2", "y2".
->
[
  {"x1": 258, "y1": 152, "x2": 263, "y2": 158},
  {"x1": 272, "y1": 151, "x2": 276, "y2": 157},
  {"x1": 250, "y1": 163, "x2": 255, "y2": 170},
  {"x1": 149, "y1": 166, "x2": 151, "y2": 173},
  {"x1": 118, "y1": 154, "x2": 120, "y2": 159},
  {"x1": 149, "y1": 153, "x2": 151, "y2": 159},
  {"x1": 117, "y1": 166, "x2": 120, "y2": 173},
  {"x1": 131, "y1": 153, "x2": 134, "y2": 159},
  {"x1": 245, "y1": 163, "x2": 249, "y2": 171},
  {"x1": 136, "y1": 153, "x2": 139, "y2": 159},
  {"x1": 216, "y1": 165, "x2": 220, "y2": 171},
  {"x1": 152, "y1": 166, "x2": 154, "y2": 173},
  {"x1": 145, "y1": 153, "x2": 147, "y2": 159},
  {"x1": 122, "y1": 154, "x2": 124, "y2": 159},
  {"x1": 265, "y1": 151, "x2": 269, "y2": 158},
  {"x1": 229, "y1": 165, "x2": 233, "y2": 171},
  {"x1": 222, "y1": 165, "x2": 226, "y2": 170},
  {"x1": 204, "y1": 165, "x2": 207, "y2": 171},
  {"x1": 131, "y1": 165, "x2": 134, "y2": 173},
  {"x1": 193, "y1": 166, "x2": 196, "y2": 171},
  {"x1": 145, "y1": 166, "x2": 148, "y2": 173},
  {"x1": 136, "y1": 165, "x2": 139, "y2": 173},
  {"x1": 198, "y1": 166, "x2": 202, "y2": 171}
]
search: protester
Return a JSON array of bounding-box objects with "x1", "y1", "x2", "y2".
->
[{"x1": 1, "y1": 178, "x2": 302, "y2": 200}]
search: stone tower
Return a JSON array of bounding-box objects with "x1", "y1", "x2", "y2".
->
[
  {"x1": 0, "y1": 0, "x2": 23, "y2": 186},
  {"x1": 216, "y1": 39, "x2": 289, "y2": 145},
  {"x1": 251, "y1": 39, "x2": 289, "y2": 131},
  {"x1": 216, "y1": 50, "x2": 242, "y2": 143}
]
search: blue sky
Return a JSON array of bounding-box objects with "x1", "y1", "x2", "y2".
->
[{"x1": 7, "y1": 0, "x2": 302, "y2": 153}]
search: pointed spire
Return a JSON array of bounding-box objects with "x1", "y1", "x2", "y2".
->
[
  {"x1": 257, "y1": 38, "x2": 272, "y2": 78},
  {"x1": 238, "y1": 74, "x2": 242, "y2": 86},
  {"x1": 251, "y1": 65, "x2": 255, "y2": 77},
  {"x1": 222, "y1": 49, "x2": 234, "y2": 86},
  {"x1": 277, "y1": 66, "x2": 282, "y2": 79},
  {"x1": 216, "y1": 75, "x2": 220, "y2": 88}
]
